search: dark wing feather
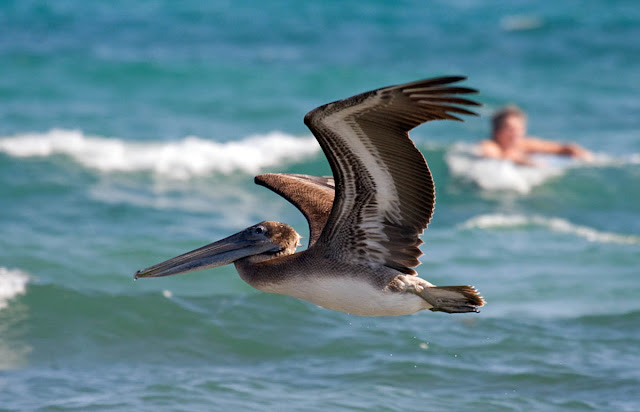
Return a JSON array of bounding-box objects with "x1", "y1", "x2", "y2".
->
[
  {"x1": 255, "y1": 173, "x2": 335, "y2": 246},
  {"x1": 304, "y1": 76, "x2": 479, "y2": 275}
]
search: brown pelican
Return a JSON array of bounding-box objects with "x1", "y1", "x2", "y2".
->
[{"x1": 135, "y1": 76, "x2": 485, "y2": 316}]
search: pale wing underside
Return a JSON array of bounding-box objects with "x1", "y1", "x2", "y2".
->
[
  {"x1": 255, "y1": 173, "x2": 335, "y2": 246},
  {"x1": 304, "y1": 76, "x2": 479, "y2": 275}
]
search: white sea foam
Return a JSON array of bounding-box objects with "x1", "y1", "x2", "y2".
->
[
  {"x1": 585, "y1": 151, "x2": 640, "y2": 167},
  {"x1": 446, "y1": 143, "x2": 640, "y2": 194},
  {"x1": 0, "y1": 268, "x2": 30, "y2": 310},
  {"x1": 0, "y1": 129, "x2": 320, "y2": 179},
  {"x1": 445, "y1": 143, "x2": 568, "y2": 194},
  {"x1": 460, "y1": 213, "x2": 640, "y2": 245}
]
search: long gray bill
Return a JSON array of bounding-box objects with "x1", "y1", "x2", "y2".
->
[{"x1": 134, "y1": 231, "x2": 279, "y2": 279}]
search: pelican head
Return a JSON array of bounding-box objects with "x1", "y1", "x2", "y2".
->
[{"x1": 134, "y1": 221, "x2": 301, "y2": 279}]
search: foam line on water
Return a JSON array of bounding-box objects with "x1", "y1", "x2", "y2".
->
[
  {"x1": 0, "y1": 129, "x2": 321, "y2": 179},
  {"x1": 460, "y1": 213, "x2": 640, "y2": 245}
]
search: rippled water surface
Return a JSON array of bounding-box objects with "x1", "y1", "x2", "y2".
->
[{"x1": 1, "y1": 1, "x2": 639, "y2": 410}]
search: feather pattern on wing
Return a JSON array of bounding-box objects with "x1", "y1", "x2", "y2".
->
[{"x1": 303, "y1": 76, "x2": 479, "y2": 275}]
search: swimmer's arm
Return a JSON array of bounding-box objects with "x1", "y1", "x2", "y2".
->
[{"x1": 524, "y1": 137, "x2": 593, "y2": 160}]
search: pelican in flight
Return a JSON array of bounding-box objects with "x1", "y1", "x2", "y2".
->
[{"x1": 135, "y1": 76, "x2": 485, "y2": 316}]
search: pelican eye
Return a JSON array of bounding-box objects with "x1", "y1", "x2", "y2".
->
[{"x1": 254, "y1": 225, "x2": 266, "y2": 235}]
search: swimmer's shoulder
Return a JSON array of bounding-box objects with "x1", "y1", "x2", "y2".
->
[{"x1": 479, "y1": 139, "x2": 502, "y2": 158}]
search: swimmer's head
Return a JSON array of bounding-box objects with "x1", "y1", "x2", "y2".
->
[{"x1": 492, "y1": 105, "x2": 527, "y2": 149}]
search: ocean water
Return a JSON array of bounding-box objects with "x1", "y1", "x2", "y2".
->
[{"x1": 1, "y1": 1, "x2": 639, "y2": 410}]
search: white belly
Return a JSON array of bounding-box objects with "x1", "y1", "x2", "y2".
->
[{"x1": 261, "y1": 276, "x2": 431, "y2": 317}]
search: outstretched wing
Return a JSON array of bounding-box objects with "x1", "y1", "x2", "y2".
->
[
  {"x1": 304, "y1": 76, "x2": 479, "y2": 275},
  {"x1": 255, "y1": 173, "x2": 335, "y2": 246}
]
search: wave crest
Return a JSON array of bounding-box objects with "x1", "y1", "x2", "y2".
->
[
  {"x1": 445, "y1": 143, "x2": 640, "y2": 194},
  {"x1": 460, "y1": 213, "x2": 640, "y2": 245},
  {"x1": 445, "y1": 143, "x2": 567, "y2": 193},
  {"x1": 0, "y1": 267, "x2": 30, "y2": 310},
  {"x1": 0, "y1": 129, "x2": 320, "y2": 179}
]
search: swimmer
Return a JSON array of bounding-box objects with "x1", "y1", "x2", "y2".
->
[{"x1": 479, "y1": 105, "x2": 593, "y2": 166}]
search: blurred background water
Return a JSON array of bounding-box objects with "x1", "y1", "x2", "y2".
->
[{"x1": 1, "y1": 0, "x2": 639, "y2": 410}]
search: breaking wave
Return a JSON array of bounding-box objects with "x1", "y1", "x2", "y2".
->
[
  {"x1": 445, "y1": 143, "x2": 639, "y2": 194},
  {"x1": 0, "y1": 129, "x2": 321, "y2": 179},
  {"x1": 445, "y1": 143, "x2": 568, "y2": 194},
  {"x1": 460, "y1": 213, "x2": 640, "y2": 245},
  {"x1": 0, "y1": 267, "x2": 30, "y2": 310}
]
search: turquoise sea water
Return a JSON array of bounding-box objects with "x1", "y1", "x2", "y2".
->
[{"x1": 1, "y1": 1, "x2": 639, "y2": 410}]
